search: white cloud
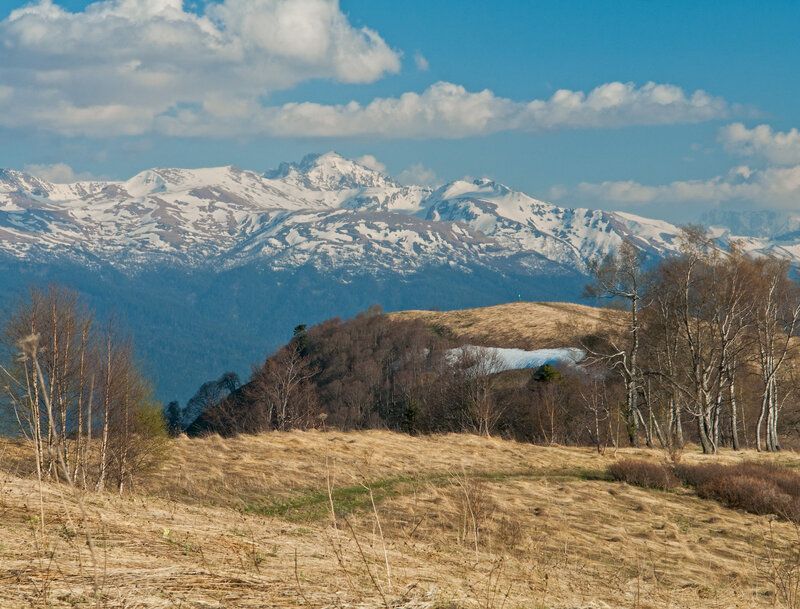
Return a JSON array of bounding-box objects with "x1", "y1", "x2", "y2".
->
[
  {"x1": 0, "y1": 1, "x2": 733, "y2": 140},
  {"x1": 719, "y1": 123, "x2": 800, "y2": 165},
  {"x1": 396, "y1": 163, "x2": 439, "y2": 186},
  {"x1": 414, "y1": 52, "x2": 429, "y2": 71},
  {"x1": 24, "y1": 162, "x2": 96, "y2": 183},
  {"x1": 573, "y1": 164, "x2": 800, "y2": 209},
  {"x1": 354, "y1": 154, "x2": 386, "y2": 173},
  {"x1": 155, "y1": 80, "x2": 732, "y2": 139},
  {"x1": 548, "y1": 184, "x2": 568, "y2": 200},
  {"x1": 0, "y1": 0, "x2": 733, "y2": 143},
  {"x1": 0, "y1": 0, "x2": 400, "y2": 136},
  {"x1": 519, "y1": 81, "x2": 729, "y2": 130}
]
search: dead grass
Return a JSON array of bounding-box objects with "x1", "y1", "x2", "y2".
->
[
  {"x1": 388, "y1": 301, "x2": 624, "y2": 349},
  {"x1": 2, "y1": 430, "x2": 800, "y2": 608}
]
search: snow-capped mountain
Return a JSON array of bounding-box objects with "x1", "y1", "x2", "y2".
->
[
  {"x1": 0, "y1": 152, "x2": 688, "y2": 275},
  {"x1": 1, "y1": 152, "x2": 795, "y2": 403}
]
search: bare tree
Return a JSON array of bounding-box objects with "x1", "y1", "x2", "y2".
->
[
  {"x1": 1, "y1": 286, "x2": 96, "y2": 478},
  {"x1": 250, "y1": 340, "x2": 318, "y2": 431},
  {"x1": 453, "y1": 346, "x2": 506, "y2": 437},
  {"x1": 0, "y1": 284, "x2": 166, "y2": 491},
  {"x1": 578, "y1": 372, "x2": 612, "y2": 453},
  {"x1": 585, "y1": 239, "x2": 647, "y2": 446},
  {"x1": 751, "y1": 257, "x2": 800, "y2": 452},
  {"x1": 663, "y1": 229, "x2": 727, "y2": 454}
]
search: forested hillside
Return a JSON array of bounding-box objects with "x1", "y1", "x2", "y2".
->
[{"x1": 180, "y1": 230, "x2": 800, "y2": 456}]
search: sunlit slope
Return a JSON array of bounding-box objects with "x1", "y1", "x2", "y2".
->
[
  {"x1": 389, "y1": 300, "x2": 625, "y2": 349},
  {"x1": 0, "y1": 430, "x2": 794, "y2": 608}
]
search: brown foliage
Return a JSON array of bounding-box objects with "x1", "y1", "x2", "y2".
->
[
  {"x1": 191, "y1": 305, "x2": 633, "y2": 447},
  {"x1": 607, "y1": 458, "x2": 680, "y2": 490},
  {"x1": 676, "y1": 462, "x2": 800, "y2": 522}
]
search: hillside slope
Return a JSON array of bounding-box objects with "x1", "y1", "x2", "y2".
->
[
  {"x1": 389, "y1": 301, "x2": 625, "y2": 349},
  {"x1": 0, "y1": 430, "x2": 796, "y2": 608}
]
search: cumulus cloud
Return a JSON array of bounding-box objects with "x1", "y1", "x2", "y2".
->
[
  {"x1": 573, "y1": 164, "x2": 800, "y2": 209},
  {"x1": 155, "y1": 80, "x2": 732, "y2": 139},
  {"x1": 719, "y1": 123, "x2": 800, "y2": 165},
  {"x1": 396, "y1": 163, "x2": 439, "y2": 186},
  {"x1": 0, "y1": 1, "x2": 733, "y2": 140},
  {"x1": 0, "y1": 0, "x2": 732, "y2": 142},
  {"x1": 0, "y1": 0, "x2": 400, "y2": 136},
  {"x1": 354, "y1": 154, "x2": 386, "y2": 173},
  {"x1": 24, "y1": 162, "x2": 96, "y2": 183}
]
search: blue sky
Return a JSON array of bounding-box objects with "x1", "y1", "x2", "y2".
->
[{"x1": 2, "y1": 0, "x2": 800, "y2": 221}]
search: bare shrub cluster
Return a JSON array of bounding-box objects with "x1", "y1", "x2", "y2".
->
[
  {"x1": 677, "y1": 462, "x2": 800, "y2": 522},
  {"x1": 607, "y1": 458, "x2": 680, "y2": 490},
  {"x1": 609, "y1": 458, "x2": 800, "y2": 523}
]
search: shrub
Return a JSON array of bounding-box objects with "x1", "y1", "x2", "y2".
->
[
  {"x1": 673, "y1": 463, "x2": 729, "y2": 487},
  {"x1": 676, "y1": 462, "x2": 800, "y2": 522},
  {"x1": 607, "y1": 458, "x2": 680, "y2": 490},
  {"x1": 697, "y1": 475, "x2": 797, "y2": 520}
]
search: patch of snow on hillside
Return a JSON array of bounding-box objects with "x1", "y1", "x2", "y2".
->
[{"x1": 447, "y1": 345, "x2": 585, "y2": 373}]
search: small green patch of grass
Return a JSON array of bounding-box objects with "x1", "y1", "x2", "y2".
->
[
  {"x1": 246, "y1": 467, "x2": 613, "y2": 522},
  {"x1": 246, "y1": 475, "x2": 417, "y2": 521}
]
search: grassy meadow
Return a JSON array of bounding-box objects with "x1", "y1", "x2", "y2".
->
[{"x1": 2, "y1": 430, "x2": 799, "y2": 608}]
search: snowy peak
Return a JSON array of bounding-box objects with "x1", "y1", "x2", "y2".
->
[
  {"x1": 267, "y1": 152, "x2": 398, "y2": 191},
  {"x1": 125, "y1": 169, "x2": 168, "y2": 197},
  {"x1": 3, "y1": 151, "x2": 800, "y2": 276},
  {"x1": 429, "y1": 178, "x2": 556, "y2": 226},
  {"x1": 0, "y1": 168, "x2": 60, "y2": 202}
]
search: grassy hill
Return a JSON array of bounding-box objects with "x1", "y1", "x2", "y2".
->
[
  {"x1": 388, "y1": 301, "x2": 624, "y2": 349},
  {"x1": 1, "y1": 430, "x2": 798, "y2": 608}
]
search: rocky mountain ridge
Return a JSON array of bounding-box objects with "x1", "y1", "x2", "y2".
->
[{"x1": 1, "y1": 152, "x2": 691, "y2": 276}]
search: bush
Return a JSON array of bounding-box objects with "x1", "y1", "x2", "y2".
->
[
  {"x1": 607, "y1": 458, "x2": 680, "y2": 490},
  {"x1": 673, "y1": 463, "x2": 729, "y2": 487},
  {"x1": 698, "y1": 475, "x2": 798, "y2": 520},
  {"x1": 676, "y1": 462, "x2": 800, "y2": 522}
]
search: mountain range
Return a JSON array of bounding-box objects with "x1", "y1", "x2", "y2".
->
[{"x1": 0, "y1": 152, "x2": 795, "y2": 402}]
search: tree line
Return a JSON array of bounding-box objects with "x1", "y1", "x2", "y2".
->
[
  {"x1": 588, "y1": 227, "x2": 800, "y2": 454},
  {"x1": 184, "y1": 305, "x2": 620, "y2": 446}
]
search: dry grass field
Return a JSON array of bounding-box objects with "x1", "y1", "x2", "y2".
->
[
  {"x1": 388, "y1": 302, "x2": 624, "y2": 349},
  {"x1": 2, "y1": 430, "x2": 800, "y2": 608}
]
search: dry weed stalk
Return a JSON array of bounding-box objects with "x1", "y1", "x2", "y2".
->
[
  {"x1": 452, "y1": 469, "x2": 494, "y2": 562},
  {"x1": 364, "y1": 481, "x2": 392, "y2": 588},
  {"x1": 323, "y1": 454, "x2": 359, "y2": 600},
  {"x1": 294, "y1": 546, "x2": 312, "y2": 609},
  {"x1": 763, "y1": 520, "x2": 800, "y2": 609},
  {"x1": 343, "y1": 515, "x2": 390, "y2": 608}
]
